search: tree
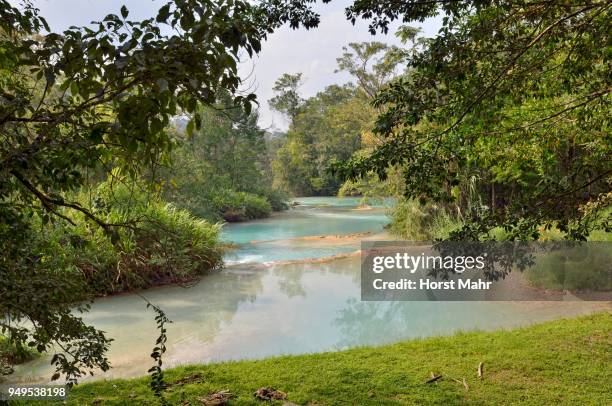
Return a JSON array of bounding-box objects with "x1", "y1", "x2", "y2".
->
[
  {"x1": 270, "y1": 39, "x2": 410, "y2": 197},
  {"x1": 328, "y1": 0, "x2": 611, "y2": 240},
  {"x1": 0, "y1": 0, "x2": 310, "y2": 382},
  {"x1": 161, "y1": 96, "x2": 278, "y2": 219},
  {"x1": 260, "y1": 1, "x2": 610, "y2": 239},
  {"x1": 271, "y1": 82, "x2": 375, "y2": 196},
  {"x1": 268, "y1": 72, "x2": 304, "y2": 121},
  {"x1": 335, "y1": 41, "x2": 404, "y2": 99}
]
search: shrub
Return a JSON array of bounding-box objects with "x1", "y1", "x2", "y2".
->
[
  {"x1": 0, "y1": 211, "x2": 108, "y2": 382},
  {"x1": 240, "y1": 192, "x2": 273, "y2": 219},
  {"x1": 164, "y1": 181, "x2": 280, "y2": 222},
  {"x1": 19, "y1": 182, "x2": 224, "y2": 296},
  {"x1": 389, "y1": 199, "x2": 462, "y2": 241},
  {"x1": 70, "y1": 182, "x2": 224, "y2": 294},
  {"x1": 210, "y1": 189, "x2": 272, "y2": 222},
  {"x1": 524, "y1": 244, "x2": 612, "y2": 291},
  {"x1": 258, "y1": 188, "x2": 289, "y2": 211},
  {"x1": 0, "y1": 181, "x2": 223, "y2": 382},
  {"x1": 161, "y1": 174, "x2": 224, "y2": 221},
  {"x1": 0, "y1": 335, "x2": 39, "y2": 377}
]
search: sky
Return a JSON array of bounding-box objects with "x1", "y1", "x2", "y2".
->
[{"x1": 32, "y1": 0, "x2": 441, "y2": 131}]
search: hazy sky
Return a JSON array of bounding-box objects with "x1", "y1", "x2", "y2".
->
[{"x1": 33, "y1": 0, "x2": 440, "y2": 130}]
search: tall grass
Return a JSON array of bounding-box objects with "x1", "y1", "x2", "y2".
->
[
  {"x1": 38, "y1": 182, "x2": 224, "y2": 295},
  {"x1": 389, "y1": 199, "x2": 462, "y2": 241}
]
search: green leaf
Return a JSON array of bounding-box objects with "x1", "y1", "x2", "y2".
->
[
  {"x1": 156, "y1": 4, "x2": 171, "y2": 22},
  {"x1": 186, "y1": 119, "x2": 195, "y2": 137},
  {"x1": 44, "y1": 69, "x2": 55, "y2": 86}
]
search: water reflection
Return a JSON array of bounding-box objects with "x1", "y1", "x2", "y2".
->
[
  {"x1": 7, "y1": 198, "x2": 610, "y2": 383},
  {"x1": 9, "y1": 254, "x2": 610, "y2": 384}
]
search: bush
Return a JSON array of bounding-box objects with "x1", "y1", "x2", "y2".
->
[
  {"x1": 0, "y1": 211, "x2": 108, "y2": 382},
  {"x1": 161, "y1": 174, "x2": 224, "y2": 221},
  {"x1": 259, "y1": 188, "x2": 289, "y2": 211},
  {"x1": 524, "y1": 244, "x2": 612, "y2": 291},
  {"x1": 71, "y1": 182, "x2": 224, "y2": 294},
  {"x1": 389, "y1": 199, "x2": 462, "y2": 241},
  {"x1": 163, "y1": 181, "x2": 281, "y2": 222},
  {"x1": 0, "y1": 335, "x2": 40, "y2": 377},
  {"x1": 0, "y1": 181, "x2": 223, "y2": 381},
  {"x1": 210, "y1": 189, "x2": 272, "y2": 222},
  {"x1": 86, "y1": 184, "x2": 222, "y2": 292}
]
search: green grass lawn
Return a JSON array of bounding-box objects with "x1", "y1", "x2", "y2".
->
[{"x1": 50, "y1": 312, "x2": 611, "y2": 405}]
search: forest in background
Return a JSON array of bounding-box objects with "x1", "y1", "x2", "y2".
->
[{"x1": 267, "y1": 39, "x2": 406, "y2": 198}]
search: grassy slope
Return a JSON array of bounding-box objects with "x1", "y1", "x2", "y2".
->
[{"x1": 58, "y1": 312, "x2": 611, "y2": 405}]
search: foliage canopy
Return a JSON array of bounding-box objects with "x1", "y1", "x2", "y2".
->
[
  {"x1": 328, "y1": 0, "x2": 611, "y2": 240},
  {"x1": 0, "y1": 0, "x2": 307, "y2": 383}
]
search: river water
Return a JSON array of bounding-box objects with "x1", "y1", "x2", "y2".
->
[{"x1": 9, "y1": 197, "x2": 610, "y2": 383}]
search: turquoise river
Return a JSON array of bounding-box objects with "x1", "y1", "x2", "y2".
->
[{"x1": 9, "y1": 197, "x2": 611, "y2": 383}]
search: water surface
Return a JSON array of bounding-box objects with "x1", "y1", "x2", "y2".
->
[{"x1": 9, "y1": 197, "x2": 610, "y2": 383}]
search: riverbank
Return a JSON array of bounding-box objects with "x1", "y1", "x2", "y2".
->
[
  {"x1": 0, "y1": 336, "x2": 39, "y2": 375},
  {"x1": 53, "y1": 312, "x2": 610, "y2": 404}
]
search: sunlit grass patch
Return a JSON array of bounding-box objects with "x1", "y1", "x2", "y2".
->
[{"x1": 50, "y1": 312, "x2": 612, "y2": 405}]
